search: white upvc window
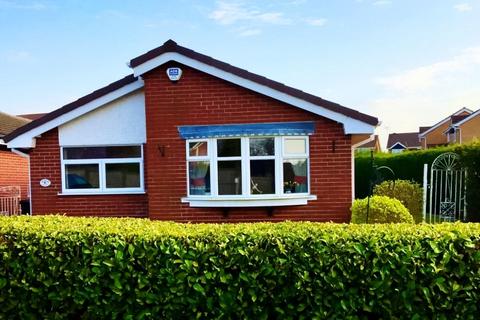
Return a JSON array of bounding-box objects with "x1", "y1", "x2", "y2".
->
[
  {"x1": 184, "y1": 136, "x2": 314, "y2": 206},
  {"x1": 60, "y1": 145, "x2": 144, "y2": 195}
]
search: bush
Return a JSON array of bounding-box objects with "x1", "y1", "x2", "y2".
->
[
  {"x1": 374, "y1": 180, "x2": 424, "y2": 223},
  {"x1": 351, "y1": 195, "x2": 414, "y2": 224},
  {"x1": 2, "y1": 217, "x2": 479, "y2": 318}
]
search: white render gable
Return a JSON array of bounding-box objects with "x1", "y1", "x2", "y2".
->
[{"x1": 58, "y1": 90, "x2": 146, "y2": 146}]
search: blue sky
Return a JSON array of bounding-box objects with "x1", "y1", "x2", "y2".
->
[{"x1": 1, "y1": 0, "x2": 479, "y2": 146}]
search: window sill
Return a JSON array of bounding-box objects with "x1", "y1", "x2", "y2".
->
[
  {"x1": 58, "y1": 191, "x2": 146, "y2": 196},
  {"x1": 181, "y1": 195, "x2": 317, "y2": 207}
]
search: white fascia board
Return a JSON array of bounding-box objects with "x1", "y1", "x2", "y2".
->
[
  {"x1": 387, "y1": 142, "x2": 407, "y2": 150},
  {"x1": 419, "y1": 107, "x2": 474, "y2": 138},
  {"x1": 7, "y1": 79, "x2": 144, "y2": 149},
  {"x1": 133, "y1": 52, "x2": 376, "y2": 135}
]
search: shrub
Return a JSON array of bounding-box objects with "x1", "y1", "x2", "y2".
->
[
  {"x1": 1, "y1": 216, "x2": 480, "y2": 318},
  {"x1": 374, "y1": 179, "x2": 424, "y2": 223},
  {"x1": 351, "y1": 195, "x2": 414, "y2": 224}
]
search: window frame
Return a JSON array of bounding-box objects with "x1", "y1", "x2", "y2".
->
[
  {"x1": 60, "y1": 145, "x2": 144, "y2": 195},
  {"x1": 185, "y1": 136, "x2": 310, "y2": 200}
]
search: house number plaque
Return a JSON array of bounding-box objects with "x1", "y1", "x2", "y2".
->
[{"x1": 40, "y1": 179, "x2": 51, "y2": 187}]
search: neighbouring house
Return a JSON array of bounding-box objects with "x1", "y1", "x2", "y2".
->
[
  {"x1": 4, "y1": 40, "x2": 378, "y2": 222},
  {"x1": 0, "y1": 111, "x2": 31, "y2": 205},
  {"x1": 387, "y1": 132, "x2": 421, "y2": 153},
  {"x1": 355, "y1": 135, "x2": 381, "y2": 153},
  {"x1": 418, "y1": 107, "x2": 473, "y2": 149},
  {"x1": 443, "y1": 109, "x2": 480, "y2": 145}
]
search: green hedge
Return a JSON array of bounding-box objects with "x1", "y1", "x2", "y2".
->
[
  {"x1": 355, "y1": 142, "x2": 480, "y2": 221},
  {"x1": 1, "y1": 216, "x2": 480, "y2": 319}
]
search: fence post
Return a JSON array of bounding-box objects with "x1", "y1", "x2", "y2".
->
[{"x1": 423, "y1": 163, "x2": 428, "y2": 222}]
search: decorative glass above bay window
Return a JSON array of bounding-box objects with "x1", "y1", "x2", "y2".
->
[
  {"x1": 185, "y1": 136, "x2": 310, "y2": 198},
  {"x1": 61, "y1": 145, "x2": 144, "y2": 194}
]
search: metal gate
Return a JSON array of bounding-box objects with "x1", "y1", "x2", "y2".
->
[{"x1": 423, "y1": 152, "x2": 467, "y2": 222}]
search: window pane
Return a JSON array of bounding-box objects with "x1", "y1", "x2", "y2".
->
[
  {"x1": 64, "y1": 146, "x2": 141, "y2": 159},
  {"x1": 284, "y1": 138, "x2": 306, "y2": 154},
  {"x1": 250, "y1": 138, "x2": 274, "y2": 156},
  {"x1": 189, "y1": 141, "x2": 208, "y2": 157},
  {"x1": 283, "y1": 159, "x2": 308, "y2": 193},
  {"x1": 189, "y1": 161, "x2": 211, "y2": 195},
  {"x1": 65, "y1": 164, "x2": 99, "y2": 189},
  {"x1": 217, "y1": 139, "x2": 241, "y2": 157},
  {"x1": 250, "y1": 160, "x2": 275, "y2": 194},
  {"x1": 106, "y1": 163, "x2": 140, "y2": 188},
  {"x1": 218, "y1": 161, "x2": 242, "y2": 195}
]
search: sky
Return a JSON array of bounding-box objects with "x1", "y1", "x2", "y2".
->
[{"x1": 1, "y1": 0, "x2": 480, "y2": 148}]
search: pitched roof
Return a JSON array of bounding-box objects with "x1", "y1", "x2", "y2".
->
[
  {"x1": 451, "y1": 114, "x2": 470, "y2": 125},
  {"x1": 130, "y1": 40, "x2": 378, "y2": 126},
  {"x1": 419, "y1": 107, "x2": 473, "y2": 137},
  {"x1": 450, "y1": 108, "x2": 480, "y2": 128},
  {"x1": 4, "y1": 75, "x2": 137, "y2": 143},
  {"x1": 419, "y1": 126, "x2": 431, "y2": 134},
  {"x1": 17, "y1": 113, "x2": 47, "y2": 121},
  {"x1": 0, "y1": 111, "x2": 30, "y2": 138},
  {"x1": 387, "y1": 132, "x2": 420, "y2": 149},
  {"x1": 357, "y1": 135, "x2": 380, "y2": 149},
  {"x1": 5, "y1": 40, "x2": 378, "y2": 146}
]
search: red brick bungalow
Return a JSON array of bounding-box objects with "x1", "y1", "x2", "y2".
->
[{"x1": 4, "y1": 40, "x2": 378, "y2": 222}]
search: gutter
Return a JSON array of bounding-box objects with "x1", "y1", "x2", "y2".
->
[{"x1": 11, "y1": 148, "x2": 32, "y2": 216}]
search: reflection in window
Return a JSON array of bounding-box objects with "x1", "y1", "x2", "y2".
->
[
  {"x1": 189, "y1": 141, "x2": 208, "y2": 157},
  {"x1": 106, "y1": 163, "x2": 141, "y2": 188},
  {"x1": 189, "y1": 161, "x2": 211, "y2": 195},
  {"x1": 283, "y1": 159, "x2": 308, "y2": 193},
  {"x1": 217, "y1": 139, "x2": 241, "y2": 157},
  {"x1": 65, "y1": 164, "x2": 100, "y2": 189},
  {"x1": 250, "y1": 160, "x2": 275, "y2": 194},
  {"x1": 250, "y1": 138, "x2": 274, "y2": 156},
  {"x1": 218, "y1": 161, "x2": 242, "y2": 195}
]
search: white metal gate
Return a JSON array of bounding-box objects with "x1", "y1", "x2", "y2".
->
[{"x1": 423, "y1": 152, "x2": 467, "y2": 222}]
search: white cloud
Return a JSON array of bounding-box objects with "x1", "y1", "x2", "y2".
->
[
  {"x1": 209, "y1": 1, "x2": 291, "y2": 25},
  {"x1": 454, "y1": 3, "x2": 472, "y2": 12},
  {"x1": 238, "y1": 27, "x2": 262, "y2": 37},
  {"x1": 306, "y1": 18, "x2": 327, "y2": 27},
  {"x1": 0, "y1": 1, "x2": 48, "y2": 10},
  {"x1": 375, "y1": 46, "x2": 480, "y2": 92},
  {"x1": 373, "y1": 0, "x2": 392, "y2": 6}
]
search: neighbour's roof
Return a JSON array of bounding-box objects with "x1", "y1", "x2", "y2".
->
[
  {"x1": 130, "y1": 40, "x2": 378, "y2": 126},
  {"x1": 419, "y1": 107, "x2": 473, "y2": 137},
  {"x1": 419, "y1": 126, "x2": 431, "y2": 134},
  {"x1": 387, "y1": 132, "x2": 420, "y2": 149},
  {"x1": 4, "y1": 75, "x2": 137, "y2": 143},
  {"x1": 17, "y1": 113, "x2": 47, "y2": 121},
  {"x1": 0, "y1": 111, "x2": 30, "y2": 138},
  {"x1": 357, "y1": 135, "x2": 379, "y2": 148},
  {"x1": 451, "y1": 115, "x2": 470, "y2": 125}
]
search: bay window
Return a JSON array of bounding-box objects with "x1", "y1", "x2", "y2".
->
[
  {"x1": 185, "y1": 136, "x2": 310, "y2": 200},
  {"x1": 61, "y1": 145, "x2": 144, "y2": 194}
]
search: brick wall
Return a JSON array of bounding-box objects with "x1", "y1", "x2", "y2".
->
[
  {"x1": 143, "y1": 63, "x2": 353, "y2": 222},
  {"x1": 0, "y1": 150, "x2": 29, "y2": 200},
  {"x1": 29, "y1": 129, "x2": 147, "y2": 217}
]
